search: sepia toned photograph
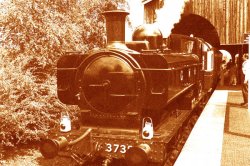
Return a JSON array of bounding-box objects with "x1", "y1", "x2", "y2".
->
[{"x1": 0, "y1": 0, "x2": 249, "y2": 165}]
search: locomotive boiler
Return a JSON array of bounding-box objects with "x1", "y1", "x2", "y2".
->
[{"x1": 40, "y1": 10, "x2": 222, "y2": 166}]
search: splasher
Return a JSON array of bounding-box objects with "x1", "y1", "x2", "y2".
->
[{"x1": 154, "y1": 0, "x2": 189, "y2": 38}]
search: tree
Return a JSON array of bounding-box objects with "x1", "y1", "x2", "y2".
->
[{"x1": 0, "y1": 0, "x2": 127, "y2": 147}]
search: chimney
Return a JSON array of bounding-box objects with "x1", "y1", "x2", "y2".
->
[{"x1": 102, "y1": 10, "x2": 129, "y2": 45}]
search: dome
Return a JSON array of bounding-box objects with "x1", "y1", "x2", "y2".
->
[{"x1": 132, "y1": 24, "x2": 163, "y2": 50}]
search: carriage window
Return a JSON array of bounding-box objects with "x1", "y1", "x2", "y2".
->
[
  {"x1": 202, "y1": 43, "x2": 214, "y2": 71},
  {"x1": 206, "y1": 51, "x2": 214, "y2": 71},
  {"x1": 180, "y1": 70, "x2": 184, "y2": 81}
]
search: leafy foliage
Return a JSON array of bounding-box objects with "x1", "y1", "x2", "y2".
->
[{"x1": 0, "y1": 0, "x2": 127, "y2": 146}]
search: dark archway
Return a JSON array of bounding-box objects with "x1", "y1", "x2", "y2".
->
[{"x1": 172, "y1": 14, "x2": 220, "y2": 48}]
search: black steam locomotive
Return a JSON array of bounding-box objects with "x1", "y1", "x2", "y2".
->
[{"x1": 40, "y1": 10, "x2": 222, "y2": 165}]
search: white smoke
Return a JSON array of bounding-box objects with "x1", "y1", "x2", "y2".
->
[
  {"x1": 154, "y1": 0, "x2": 189, "y2": 38},
  {"x1": 125, "y1": 0, "x2": 144, "y2": 41}
]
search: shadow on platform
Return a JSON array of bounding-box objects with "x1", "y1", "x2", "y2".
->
[
  {"x1": 221, "y1": 90, "x2": 250, "y2": 166},
  {"x1": 224, "y1": 91, "x2": 250, "y2": 138}
]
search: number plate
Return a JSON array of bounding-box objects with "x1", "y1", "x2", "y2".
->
[{"x1": 105, "y1": 143, "x2": 132, "y2": 154}]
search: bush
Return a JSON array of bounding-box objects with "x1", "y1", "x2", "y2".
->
[
  {"x1": 0, "y1": 53, "x2": 71, "y2": 146},
  {"x1": 0, "y1": 0, "x2": 127, "y2": 147}
]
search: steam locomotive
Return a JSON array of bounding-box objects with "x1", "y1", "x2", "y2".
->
[{"x1": 40, "y1": 10, "x2": 222, "y2": 165}]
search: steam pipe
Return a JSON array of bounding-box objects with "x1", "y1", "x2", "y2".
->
[{"x1": 69, "y1": 128, "x2": 92, "y2": 145}]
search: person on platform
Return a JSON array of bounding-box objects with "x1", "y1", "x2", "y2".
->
[
  {"x1": 219, "y1": 60, "x2": 227, "y2": 86},
  {"x1": 226, "y1": 59, "x2": 233, "y2": 70},
  {"x1": 241, "y1": 54, "x2": 249, "y2": 107},
  {"x1": 229, "y1": 62, "x2": 237, "y2": 86}
]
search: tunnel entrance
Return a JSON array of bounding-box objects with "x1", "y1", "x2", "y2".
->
[{"x1": 172, "y1": 14, "x2": 220, "y2": 48}]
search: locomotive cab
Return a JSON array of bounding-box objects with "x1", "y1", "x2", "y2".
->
[{"x1": 168, "y1": 34, "x2": 222, "y2": 92}]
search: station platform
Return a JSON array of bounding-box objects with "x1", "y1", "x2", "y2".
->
[{"x1": 174, "y1": 86, "x2": 250, "y2": 166}]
